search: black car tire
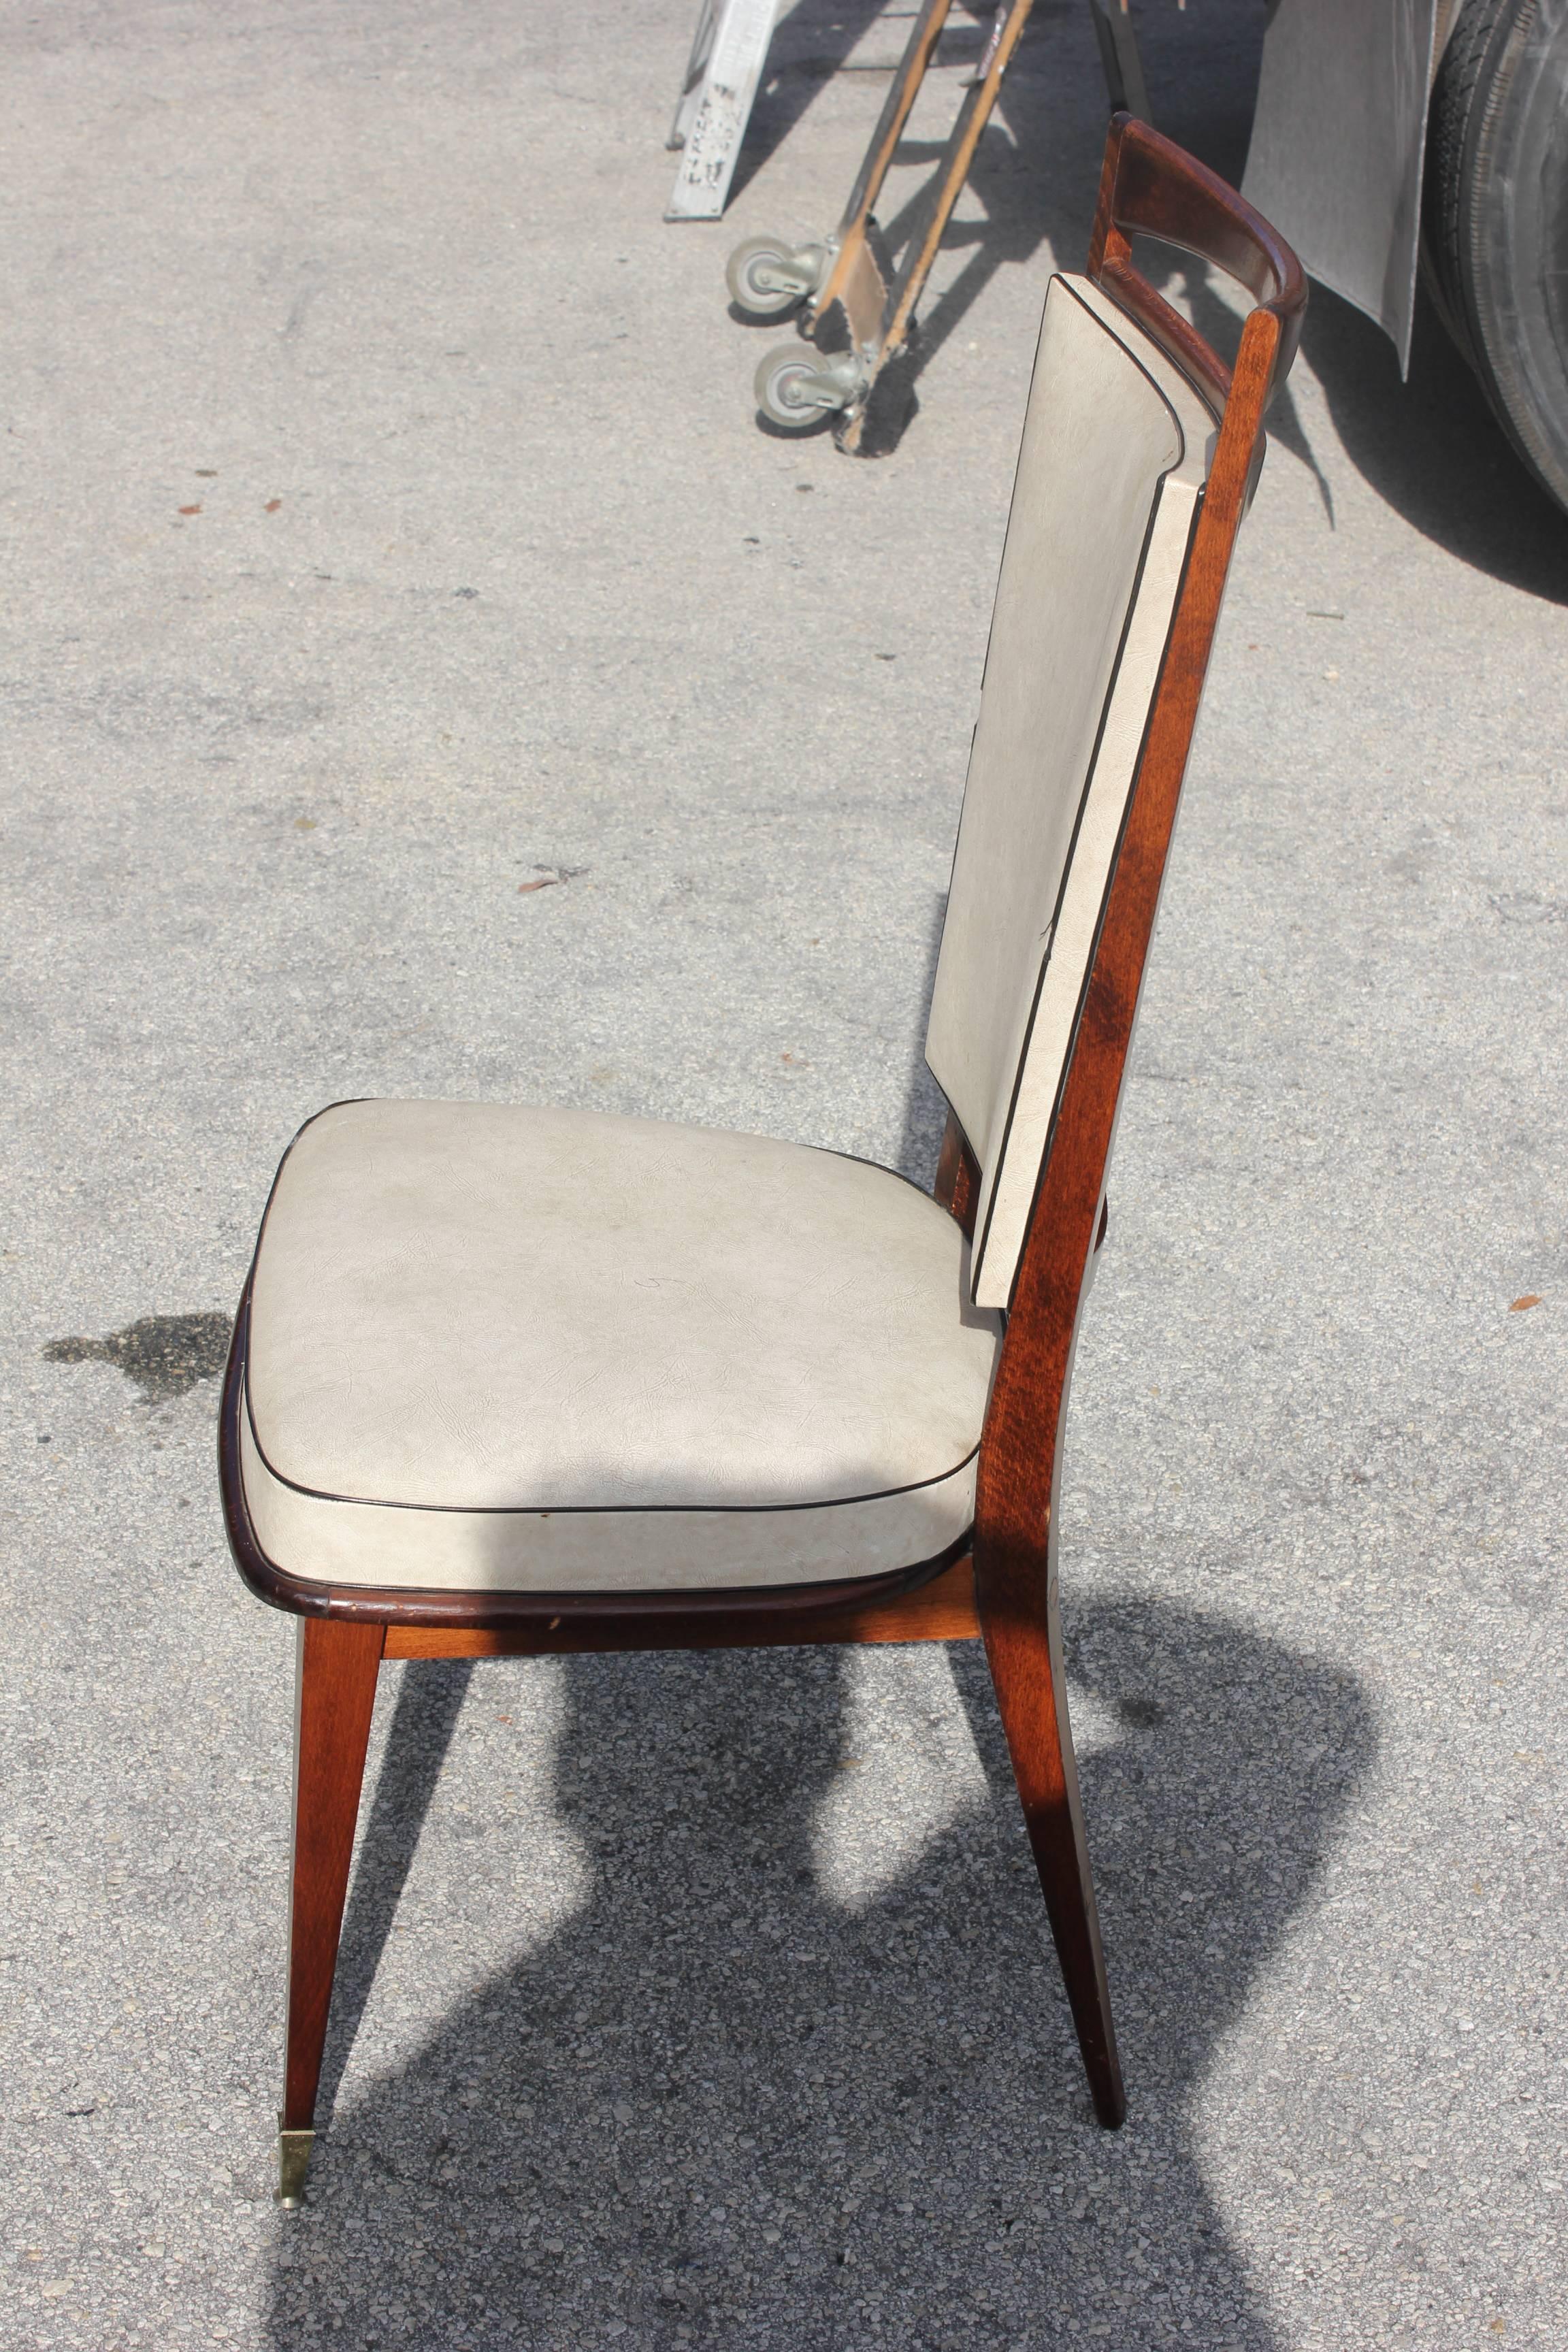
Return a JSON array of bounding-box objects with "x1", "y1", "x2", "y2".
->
[{"x1": 1425, "y1": 0, "x2": 1568, "y2": 512}]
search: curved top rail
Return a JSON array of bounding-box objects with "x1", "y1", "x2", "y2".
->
[{"x1": 1087, "y1": 114, "x2": 1307, "y2": 419}]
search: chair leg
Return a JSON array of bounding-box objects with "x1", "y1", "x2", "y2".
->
[
  {"x1": 277, "y1": 1616, "x2": 384, "y2": 2203},
  {"x1": 977, "y1": 1564, "x2": 1126, "y2": 2127}
]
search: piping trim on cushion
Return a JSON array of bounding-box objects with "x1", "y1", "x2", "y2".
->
[{"x1": 243, "y1": 1377, "x2": 983, "y2": 1519}]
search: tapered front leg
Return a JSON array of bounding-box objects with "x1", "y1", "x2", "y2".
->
[
  {"x1": 278, "y1": 1616, "x2": 384, "y2": 2202},
  {"x1": 977, "y1": 1551, "x2": 1126, "y2": 2128}
]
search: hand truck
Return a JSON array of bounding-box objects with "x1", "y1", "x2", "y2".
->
[{"x1": 721, "y1": 0, "x2": 1153, "y2": 452}]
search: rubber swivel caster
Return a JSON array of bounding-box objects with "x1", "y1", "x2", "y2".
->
[
  {"x1": 753, "y1": 344, "x2": 863, "y2": 431},
  {"x1": 726, "y1": 235, "x2": 830, "y2": 319}
]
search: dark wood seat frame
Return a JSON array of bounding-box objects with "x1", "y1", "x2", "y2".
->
[{"x1": 220, "y1": 116, "x2": 1304, "y2": 2200}]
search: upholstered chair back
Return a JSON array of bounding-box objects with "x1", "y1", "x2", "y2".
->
[{"x1": 926, "y1": 272, "x2": 1220, "y2": 1311}]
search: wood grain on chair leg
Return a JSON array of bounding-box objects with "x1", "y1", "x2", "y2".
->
[
  {"x1": 278, "y1": 1616, "x2": 385, "y2": 2200},
  {"x1": 977, "y1": 1548, "x2": 1126, "y2": 2129}
]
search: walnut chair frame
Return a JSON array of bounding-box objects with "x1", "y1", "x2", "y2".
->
[{"x1": 220, "y1": 116, "x2": 1304, "y2": 2206}]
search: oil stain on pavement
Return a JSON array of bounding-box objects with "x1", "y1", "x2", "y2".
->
[{"x1": 43, "y1": 1312, "x2": 232, "y2": 1404}]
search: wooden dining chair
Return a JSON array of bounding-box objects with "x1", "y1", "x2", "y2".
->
[{"x1": 220, "y1": 115, "x2": 1304, "y2": 2206}]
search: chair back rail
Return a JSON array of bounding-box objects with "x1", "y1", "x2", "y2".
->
[
  {"x1": 1088, "y1": 111, "x2": 1306, "y2": 414},
  {"x1": 950, "y1": 133, "x2": 1301, "y2": 2117},
  {"x1": 968, "y1": 116, "x2": 1305, "y2": 1603}
]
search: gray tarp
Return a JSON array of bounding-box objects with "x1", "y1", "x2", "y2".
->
[{"x1": 1240, "y1": 0, "x2": 1441, "y2": 372}]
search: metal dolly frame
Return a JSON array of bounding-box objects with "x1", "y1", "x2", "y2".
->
[{"x1": 719, "y1": 0, "x2": 1152, "y2": 451}]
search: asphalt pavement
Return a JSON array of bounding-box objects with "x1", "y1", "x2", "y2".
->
[{"x1": 3, "y1": 2, "x2": 1565, "y2": 2348}]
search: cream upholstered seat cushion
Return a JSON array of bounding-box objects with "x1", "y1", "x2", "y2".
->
[{"x1": 240, "y1": 1098, "x2": 1002, "y2": 1594}]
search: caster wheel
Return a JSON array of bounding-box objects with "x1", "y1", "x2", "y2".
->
[
  {"x1": 727, "y1": 235, "x2": 826, "y2": 319},
  {"x1": 755, "y1": 344, "x2": 838, "y2": 431}
]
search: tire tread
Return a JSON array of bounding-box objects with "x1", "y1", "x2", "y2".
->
[{"x1": 1423, "y1": 0, "x2": 1568, "y2": 508}]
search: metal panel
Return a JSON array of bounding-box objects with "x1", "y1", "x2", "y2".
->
[
  {"x1": 666, "y1": 0, "x2": 778, "y2": 222},
  {"x1": 1241, "y1": 0, "x2": 1439, "y2": 372}
]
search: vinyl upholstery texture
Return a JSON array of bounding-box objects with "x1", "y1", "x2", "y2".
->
[
  {"x1": 925, "y1": 274, "x2": 1217, "y2": 1310},
  {"x1": 241, "y1": 1099, "x2": 1002, "y2": 1592}
]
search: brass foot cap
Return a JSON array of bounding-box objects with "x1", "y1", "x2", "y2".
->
[{"x1": 276, "y1": 2125, "x2": 316, "y2": 2207}]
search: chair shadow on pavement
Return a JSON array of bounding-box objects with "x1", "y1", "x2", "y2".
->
[{"x1": 262, "y1": 1596, "x2": 1375, "y2": 2351}]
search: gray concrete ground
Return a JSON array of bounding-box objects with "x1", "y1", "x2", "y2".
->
[{"x1": 3, "y1": 1, "x2": 1566, "y2": 2347}]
